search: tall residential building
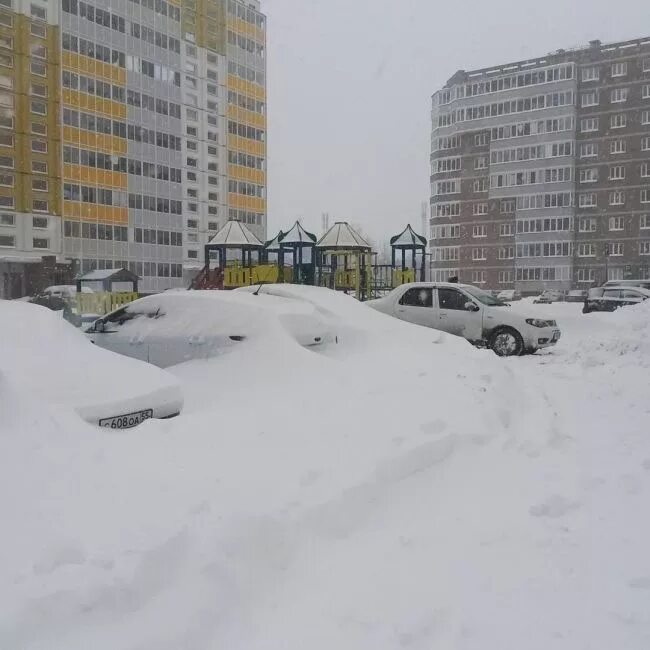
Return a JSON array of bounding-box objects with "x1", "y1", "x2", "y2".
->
[
  {"x1": 430, "y1": 37, "x2": 650, "y2": 292},
  {"x1": 0, "y1": 0, "x2": 266, "y2": 298}
]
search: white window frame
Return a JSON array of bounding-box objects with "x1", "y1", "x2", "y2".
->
[
  {"x1": 611, "y1": 62, "x2": 628, "y2": 77},
  {"x1": 609, "y1": 216, "x2": 624, "y2": 231}
]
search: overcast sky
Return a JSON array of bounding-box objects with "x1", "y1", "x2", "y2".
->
[{"x1": 263, "y1": 0, "x2": 646, "y2": 246}]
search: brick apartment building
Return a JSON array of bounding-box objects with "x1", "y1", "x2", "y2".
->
[{"x1": 429, "y1": 37, "x2": 650, "y2": 292}]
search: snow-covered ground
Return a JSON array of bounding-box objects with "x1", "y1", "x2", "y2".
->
[{"x1": 1, "y1": 290, "x2": 650, "y2": 649}]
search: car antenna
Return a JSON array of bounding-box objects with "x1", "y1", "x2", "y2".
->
[{"x1": 253, "y1": 281, "x2": 264, "y2": 296}]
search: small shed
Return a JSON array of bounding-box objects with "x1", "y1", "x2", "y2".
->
[{"x1": 76, "y1": 268, "x2": 139, "y2": 294}]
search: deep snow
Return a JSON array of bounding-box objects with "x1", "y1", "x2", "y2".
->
[{"x1": 1, "y1": 291, "x2": 650, "y2": 649}]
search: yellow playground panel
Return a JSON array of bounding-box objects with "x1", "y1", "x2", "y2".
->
[
  {"x1": 223, "y1": 263, "x2": 292, "y2": 288},
  {"x1": 77, "y1": 292, "x2": 138, "y2": 315},
  {"x1": 393, "y1": 268, "x2": 415, "y2": 286}
]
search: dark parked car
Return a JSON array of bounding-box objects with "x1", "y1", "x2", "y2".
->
[{"x1": 583, "y1": 286, "x2": 650, "y2": 313}]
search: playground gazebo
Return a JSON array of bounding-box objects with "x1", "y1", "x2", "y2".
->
[{"x1": 390, "y1": 223, "x2": 427, "y2": 284}]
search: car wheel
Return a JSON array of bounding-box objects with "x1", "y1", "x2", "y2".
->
[
  {"x1": 489, "y1": 327, "x2": 524, "y2": 357},
  {"x1": 582, "y1": 304, "x2": 590, "y2": 314}
]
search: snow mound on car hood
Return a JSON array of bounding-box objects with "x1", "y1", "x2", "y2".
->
[{"x1": 0, "y1": 299, "x2": 182, "y2": 418}]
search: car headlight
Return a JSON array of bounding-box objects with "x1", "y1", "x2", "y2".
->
[{"x1": 525, "y1": 318, "x2": 556, "y2": 328}]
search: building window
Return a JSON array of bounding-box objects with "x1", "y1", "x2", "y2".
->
[
  {"x1": 498, "y1": 246, "x2": 514, "y2": 259},
  {"x1": 579, "y1": 193, "x2": 597, "y2": 208},
  {"x1": 31, "y1": 178, "x2": 47, "y2": 191},
  {"x1": 579, "y1": 218, "x2": 597, "y2": 232},
  {"x1": 610, "y1": 113, "x2": 626, "y2": 129},
  {"x1": 581, "y1": 91, "x2": 598, "y2": 107},
  {"x1": 580, "y1": 143, "x2": 597, "y2": 158},
  {"x1": 642, "y1": 137, "x2": 650, "y2": 151},
  {"x1": 30, "y1": 60, "x2": 46, "y2": 76},
  {"x1": 499, "y1": 223, "x2": 514, "y2": 236},
  {"x1": 471, "y1": 270, "x2": 486, "y2": 284},
  {"x1": 643, "y1": 85, "x2": 650, "y2": 99},
  {"x1": 31, "y1": 139, "x2": 47, "y2": 153},
  {"x1": 609, "y1": 242, "x2": 623, "y2": 256},
  {"x1": 30, "y1": 100, "x2": 46, "y2": 115},
  {"x1": 609, "y1": 191, "x2": 625, "y2": 205},
  {"x1": 640, "y1": 242, "x2": 650, "y2": 256},
  {"x1": 581, "y1": 66, "x2": 599, "y2": 82},
  {"x1": 32, "y1": 237, "x2": 49, "y2": 248},
  {"x1": 609, "y1": 165, "x2": 625, "y2": 180},
  {"x1": 641, "y1": 189, "x2": 650, "y2": 204},
  {"x1": 474, "y1": 156, "x2": 488, "y2": 170},
  {"x1": 472, "y1": 224, "x2": 487, "y2": 237},
  {"x1": 30, "y1": 3, "x2": 46, "y2": 20},
  {"x1": 610, "y1": 88, "x2": 628, "y2": 103},
  {"x1": 642, "y1": 110, "x2": 650, "y2": 125},
  {"x1": 641, "y1": 215, "x2": 650, "y2": 229},
  {"x1": 0, "y1": 155, "x2": 12, "y2": 168},
  {"x1": 577, "y1": 269, "x2": 596, "y2": 283},
  {"x1": 580, "y1": 168, "x2": 598, "y2": 183},
  {"x1": 0, "y1": 194, "x2": 13, "y2": 208},
  {"x1": 609, "y1": 216, "x2": 624, "y2": 231},
  {"x1": 578, "y1": 243, "x2": 596, "y2": 257},
  {"x1": 0, "y1": 233, "x2": 14, "y2": 246},
  {"x1": 473, "y1": 203, "x2": 488, "y2": 216},
  {"x1": 610, "y1": 139, "x2": 626, "y2": 154},
  {"x1": 580, "y1": 117, "x2": 599, "y2": 132},
  {"x1": 641, "y1": 163, "x2": 649, "y2": 178},
  {"x1": 0, "y1": 13, "x2": 12, "y2": 27},
  {"x1": 187, "y1": 249, "x2": 198, "y2": 259},
  {"x1": 32, "y1": 215, "x2": 48, "y2": 229},
  {"x1": 498, "y1": 270, "x2": 514, "y2": 284},
  {"x1": 30, "y1": 21, "x2": 45, "y2": 37},
  {"x1": 471, "y1": 247, "x2": 487, "y2": 261},
  {"x1": 0, "y1": 34, "x2": 12, "y2": 49},
  {"x1": 32, "y1": 199, "x2": 48, "y2": 212},
  {"x1": 611, "y1": 62, "x2": 627, "y2": 77},
  {"x1": 0, "y1": 212, "x2": 12, "y2": 226}
]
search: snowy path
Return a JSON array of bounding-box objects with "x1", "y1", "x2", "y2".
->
[{"x1": 1, "y1": 297, "x2": 650, "y2": 649}]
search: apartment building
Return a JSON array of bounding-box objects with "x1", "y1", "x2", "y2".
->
[
  {"x1": 0, "y1": 0, "x2": 266, "y2": 298},
  {"x1": 430, "y1": 37, "x2": 650, "y2": 292}
]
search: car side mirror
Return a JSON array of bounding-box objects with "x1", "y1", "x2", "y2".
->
[
  {"x1": 95, "y1": 320, "x2": 105, "y2": 333},
  {"x1": 465, "y1": 301, "x2": 479, "y2": 312}
]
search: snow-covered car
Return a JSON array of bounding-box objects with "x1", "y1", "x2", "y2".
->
[
  {"x1": 583, "y1": 286, "x2": 650, "y2": 313},
  {"x1": 367, "y1": 282, "x2": 561, "y2": 356},
  {"x1": 0, "y1": 299, "x2": 183, "y2": 428},
  {"x1": 496, "y1": 289, "x2": 522, "y2": 302},
  {"x1": 43, "y1": 284, "x2": 93, "y2": 299},
  {"x1": 566, "y1": 289, "x2": 587, "y2": 303},
  {"x1": 534, "y1": 290, "x2": 565, "y2": 304},
  {"x1": 86, "y1": 290, "x2": 334, "y2": 368}
]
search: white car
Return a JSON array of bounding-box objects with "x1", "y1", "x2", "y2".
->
[
  {"x1": 0, "y1": 299, "x2": 183, "y2": 428},
  {"x1": 87, "y1": 290, "x2": 334, "y2": 368},
  {"x1": 367, "y1": 282, "x2": 561, "y2": 356}
]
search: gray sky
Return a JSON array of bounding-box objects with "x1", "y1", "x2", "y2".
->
[{"x1": 264, "y1": 0, "x2": 646, "y2": 246}]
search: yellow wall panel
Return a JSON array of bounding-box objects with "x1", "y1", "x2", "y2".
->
[
  {"x1": 227, "y1": 74, "x2": 265, "y2": 101},
  {"x1": 62, "y1": 127, "x2": 127, "y2": 155},
  {"x1": 228, "y1": 193, "x2": 266, "y2": 212},
  {"x1": 62, "y1": 90, "x2": 126, "y2": 119},
  {"x1": 62, "y1": 52, "x2": 126, "y2": 84},
  {"x1": 227, "y1": 17, "x2": 265, "y2": 44},
  {"x1": 227, "y1": 134, "x2": 265, "y2": 156},
  {"x1": 63, "y1": 201, "x2": 128, "y2": 224},
  {"x1": 227, "y1": 105, "x2": 265, "y2": 129},
  {"x1": 63, "y1": 164, "x2": 127, "y2": 189},
  {"x1": 228, "y1": 164, "x2": 265, "y2": 185}
]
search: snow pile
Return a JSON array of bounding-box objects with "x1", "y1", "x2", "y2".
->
[
  {"x1": 564, "y1": 301, "x2": 650, "y2": 367},
  {"x1": 0, "y1": 299, "x2": 182, "y2": 421},
  {"x1": 2, "y1": 289, "x2": 650, "y2": 648}
]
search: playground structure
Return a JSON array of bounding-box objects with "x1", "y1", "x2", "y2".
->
[{"x1": 191, "y1": 219, "x2": 428, "y2": 301}]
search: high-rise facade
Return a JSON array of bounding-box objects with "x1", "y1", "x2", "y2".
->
[
  {"x1": 430, "y1": 37, "x2": 650, "y2": 292},
  {"x1": 0, "y1": 0, "x2": 265, "y2": 297}
]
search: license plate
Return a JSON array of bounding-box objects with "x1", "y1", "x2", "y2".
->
[
  {"x1": 99, "y1": 409, "x2": 153, "y2": 429},
  {"x1": 552, "y1": 330, "x2": 561, "y2": 342}
]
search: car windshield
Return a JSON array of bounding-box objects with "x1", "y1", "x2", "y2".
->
[{"x1": 462, "y1": 285, "x2": 503, "y2": 306}]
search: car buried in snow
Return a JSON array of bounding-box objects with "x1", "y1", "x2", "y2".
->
[
  {"x1": 86, "y1": 290, "x2": 334, "y2": 368},
  {"x1": 583, "y1": 286, "x2": 650, "y2": 313},
  {"x1": 367, "y1": 282, "x2": 561, "y2": 356}
]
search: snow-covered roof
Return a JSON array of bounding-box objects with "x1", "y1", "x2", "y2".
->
[
  {"x1": 316, "y1": 222, "x2": 371, "y2": 250},
  {"x1": 208, "y1": 220, "x2": 263, "y2": 247},
  {"x1": 78, "y1": 268, "x2": 136, "y2": 281},
  {"x1": 265, "y1": 230, "x2": 285, "y2": 252},
  {"x1": 279, "y1": 221, "x2": 316, "y2": 246},
  {"x1": 390, "y1": 224, "x2": 427, "y2": 249}
]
